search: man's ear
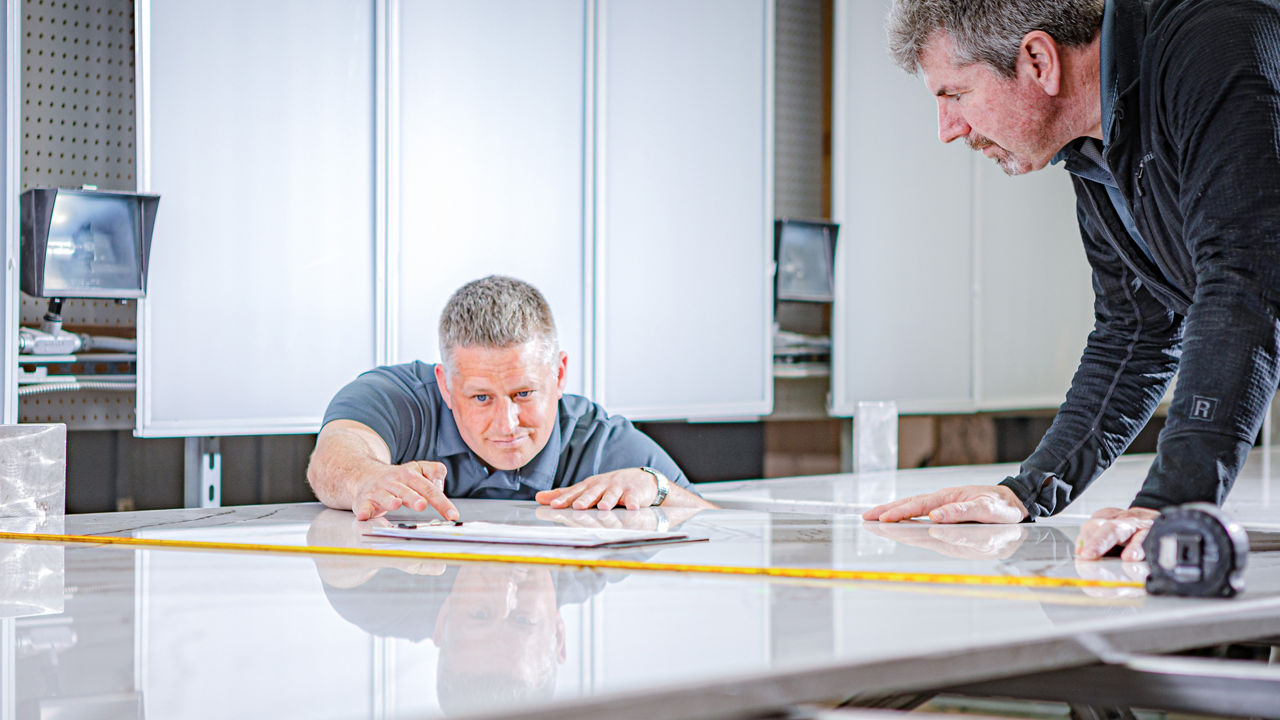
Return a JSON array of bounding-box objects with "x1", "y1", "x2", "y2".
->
[
  {"x1": 1019, "y1": 30, "x2": 1062, "y2": 96},
  {"x1": 434, "y1": 363, "x2": 454, "y2": 409},
  {"x1": 554, "y1": 351, "x2": 568, "y2": 396},
  {"x1": 432, "y1": 594, "x2": 451, "y2": 648},
  {"x1": 555, "y1": 613, "x2": 566, "y2": 664}
]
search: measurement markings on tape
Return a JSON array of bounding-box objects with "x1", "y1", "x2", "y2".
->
[{"x1": 0, "y1": 530, "x2": 1144, "y2": 591}]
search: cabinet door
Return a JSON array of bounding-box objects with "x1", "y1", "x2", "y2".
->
[
  {"x1": 831, "y1": 0, "x2": 1094, "y2": 415},
  {"x1": 974, "y1": 164, "x2": 1093, "y2": 409},
  {"x1": 138, "y1": 0, "x2": 376, "y2": 436},
  {"x1": 595, "y1": 0, "x2": 774, "y2": 420},
  {"x1": 394, "y1": 0, "x2": 587, "y2": 396},
  {"x1": 831, "y1": 0, "x2": 974, "y2": 415}
]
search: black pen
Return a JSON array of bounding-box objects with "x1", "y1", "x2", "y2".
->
[{"x1": 396, "y1": 520, "x2": 463, "y2": 529}]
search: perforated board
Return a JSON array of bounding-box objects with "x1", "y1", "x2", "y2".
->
[
  {"x1": 20, "y1": 389, "x2": 133, "y2": 428},
  {"x1": 18, "y1": 0, "x2": 137, "y2": 428},
  {"x1": 775, "y1": 0, "x2": 828, "y2": 220},
  {"x1": 21, "y1": 0, "x2": 135, "y2": 192}
]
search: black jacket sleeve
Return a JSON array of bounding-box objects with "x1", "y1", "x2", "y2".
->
[
  {"x1": 1127, "y1": 0, "x2": 1280, "y2": 509},
  {"x1": 1000, "y1": 198, "x2": 1182, "y2": 518}
]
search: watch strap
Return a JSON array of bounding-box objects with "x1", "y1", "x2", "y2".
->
[{"x1": 639, "y1": 466, "x2": 670, "y2": 506}]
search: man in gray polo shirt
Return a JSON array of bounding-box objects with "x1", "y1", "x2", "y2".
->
[{"x1": 307, "y1": 275, "x2": 713, "y2": 521}]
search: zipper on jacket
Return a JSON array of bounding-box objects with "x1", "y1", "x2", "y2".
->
[
  {"x1": 1135, "y1": 152, "x2": 1154, "y2": 198},
  {"x1": 1079, "y1": 177, "x2": 1189, "y2": 313},
  {"x1": 1081, "y1": 180, "x2": 1160, "y2": 292}
]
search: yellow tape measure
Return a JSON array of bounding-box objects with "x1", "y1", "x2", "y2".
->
[{"x1": 0, "y1": 530, "x2": 1143, "y2": 591}]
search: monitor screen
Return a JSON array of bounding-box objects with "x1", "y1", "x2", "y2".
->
[{"x1": 775, "y1": 220, "x2": 836, "y2": 302}]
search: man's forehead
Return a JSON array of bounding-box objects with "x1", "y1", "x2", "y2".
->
[
  {"x1": 453, "y1": 342, "x2": 535, "y2": 364},
  {"x1": 922, "y1": 58, "x2": 997, "y2": 98},
  {"x1": 919, "y1": 33, "x2": 967, "y2": 86},
  {"x1": 450, "y1": 344, "x2": 552, "y2": 384}
]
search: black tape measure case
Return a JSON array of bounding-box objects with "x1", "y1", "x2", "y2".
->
[{"x1": 1143, "y1": 503, "x2": 1249, "y2": 598}]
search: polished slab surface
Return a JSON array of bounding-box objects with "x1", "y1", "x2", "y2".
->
[
  {"x1": 701, "y1": 448, "x2": 1280, "y2": 528},
  {"x1": 2, "y1": 458, "x2": 1279, "y2": 720}
]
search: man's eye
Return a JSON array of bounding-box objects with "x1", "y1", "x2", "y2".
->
[
  {"x1": 473, "y1": 394, "x2": 489, "y2": 403},
  {"x1": 516, "y1": 391, "x2": 533, "y2": 398}
]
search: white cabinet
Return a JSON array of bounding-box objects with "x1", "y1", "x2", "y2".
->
[
  {"x1": 137, "y1": 0, "x2": 378, "y2": 436},
  {"x1": 831, "y1": 0, "x2": 973, "y2": 414},
  {"x1": 830, "y1": 0, "x2": 1091, "y2": 416},
  {"x1": 134, "y1": 0, "x2": 774, "y2": 435},
  {"x1": 974, "y1": 164, "x2": 1092, "y2": 409},
  {"x1": 394, "y1": 0, "x2": 588, "y2": 396},
  {"x1": 594, "y1": 0, "x2": 774, "y2": 420}
]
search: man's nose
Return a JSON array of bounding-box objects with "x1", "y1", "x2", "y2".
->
[
  {"x1": 495, "y1": 398, "x2": 519, "y2": 432},
  {"x1": 504, "y1": 579, "x2": 518, "y2": 616},
  {"x1": 937, "y1": 99, "x2": 969, "y2": 144}
]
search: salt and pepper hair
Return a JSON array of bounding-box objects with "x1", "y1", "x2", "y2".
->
[
  {"x1": 438, "y1": 275, "x2": 560, "y2": 379},
  {"x1": 887, "y1": 0, "x2": 1104, "y2": 78}
]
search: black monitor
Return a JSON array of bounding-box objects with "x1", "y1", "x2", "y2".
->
[{"x1": 774, "y1": 219, "x2": 837, "y2": 303}]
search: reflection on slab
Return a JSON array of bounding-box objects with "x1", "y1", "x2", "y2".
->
[
  {"x1": 701, "y1": 448, "x2": 1280, "y2": 528},
  {"x1": 0, "y1": 516, "x2": 63, "y2": 620}
]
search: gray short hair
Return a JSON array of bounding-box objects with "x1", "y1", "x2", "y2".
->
[
  {"x1": 438, "y1": 275, "x2": 560, "y2": 377},
  {"x1": 887, "y1": 0, "x2": 1104, "y2": 78}
]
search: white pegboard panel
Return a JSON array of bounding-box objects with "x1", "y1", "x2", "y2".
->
[
  {"x1": 19, "y1": 0, "x2": 138, "y2": 430},
  {"x1": 775, "y1": 0, "x2": 828, "y2": 219},
  {"x1": 20, "y1": 293, "x2": 137, "y2": 327},
  {"x1": 21, "y1": 0, "x2": 136, "y2": 192},
  {"x1": 19, "y1": 389, "x2": 134, "y2": 428}
]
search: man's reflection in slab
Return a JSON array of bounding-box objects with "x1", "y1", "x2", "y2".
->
[
  {"x1": 305, "y1": 507, "x2": 698, "y2": 714},
  {"x1": 307, "y1": 509, "x2": 589, "y2": 713},
  {"x1": 434, "y1": 563, "x2": 564, "y2": 709}
]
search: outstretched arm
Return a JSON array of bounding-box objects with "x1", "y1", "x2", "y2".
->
[{"x1": 307, "y1": 419, "x2": 460, "y2": 522}]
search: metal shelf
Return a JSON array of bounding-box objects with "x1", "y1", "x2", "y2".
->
[
  {"x1": 772, "y1": 362, "x2": 831, "y2": 379},
  {"x1": 17, "y1": 353, "x2": 137, "y2": 364},
  {"x1": 18, "y1": 374, "x2": 137, "y2": 386}
]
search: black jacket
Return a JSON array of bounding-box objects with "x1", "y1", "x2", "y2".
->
[{"x1": 1001, "y1": 0, "x2": 1280, "y2": 516}]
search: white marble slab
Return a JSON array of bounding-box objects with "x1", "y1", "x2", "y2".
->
[{"x1": 1, "y1": 464, "x2": 1278, "y2": 719}]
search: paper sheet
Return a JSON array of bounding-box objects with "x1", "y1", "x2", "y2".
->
[{"x1": 365, "y1": 521, "x2": 706, "y2": 549}]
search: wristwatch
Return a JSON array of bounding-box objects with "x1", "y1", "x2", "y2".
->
[{"x1": 639, "y1": 466, "x2": 669, "y2": 506}]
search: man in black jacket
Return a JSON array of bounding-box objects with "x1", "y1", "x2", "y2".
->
[{"x1": 863, "y1": 0, "x2": 1280, "y2": 560}]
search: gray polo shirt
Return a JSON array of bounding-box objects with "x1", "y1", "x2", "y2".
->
[{"x1": 321, "y1": 361, "x2": 693, "y2": 499}]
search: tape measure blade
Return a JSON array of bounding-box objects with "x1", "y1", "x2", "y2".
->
[
  {"x1": 0, "y1": 530, "x2": 1145, "y2": 591},
  {"x1": 1244, "y1": 529, "x2": 1280, "y2": 553}
]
